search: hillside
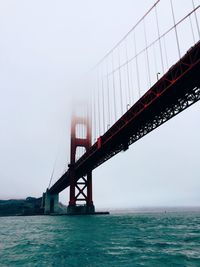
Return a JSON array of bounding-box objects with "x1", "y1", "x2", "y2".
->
[{"x1": 0, "y1": 197, "x2": 44, "y2": 216}]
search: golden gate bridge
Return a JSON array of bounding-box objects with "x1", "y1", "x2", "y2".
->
[{"x1": 42, "y1": 0, "x2": 200, "y2": 214}]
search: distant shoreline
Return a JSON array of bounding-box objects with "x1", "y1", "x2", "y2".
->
[
  {"x1": 1, "y1": 201, "x2": 200, "y2": 217},
  {"x1": 0, "y1": 197, "x2": 44, "y2": 217},
  {"x1": 0, "y1": 197, "x2": 69, "y2": 217}
]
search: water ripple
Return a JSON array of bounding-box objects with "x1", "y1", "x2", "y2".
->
[{"x1": 0, "y1": 212, "x2": 200, "y2": 266}]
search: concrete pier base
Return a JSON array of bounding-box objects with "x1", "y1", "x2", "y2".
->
[
  {"x1": 67, "y1": 204, "x2": 95, "y2": 215},
  {"x1": 43, "y1": 189, "x2": 59, "y2": 215}
]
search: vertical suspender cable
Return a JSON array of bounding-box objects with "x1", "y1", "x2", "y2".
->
[
  {"x1": 189, "y1": 15, "x2": 196, "y2": 44},
  {"x1": 143, "y1": 19, "x2": 151, "y2": 88},
  {"x1": 155, "y1": 5, "x2": 164, "y2": 74},
  {"x1": 118, "y1": 48, "x2": 123, "y2": 115},
  {"x1": 101, "y1": 66, "x2": 106, "y2": 133},
  {"x1": 153, "y1": 43, "x2": 158, "y2": 80},
  {"x1": 77, "y1": 124, "x2": 79, "y2": 160},
  {"x1": 97, "y1": 70, "x2": 101, "y2": 136},
  {"x1": 125, "y1": 38, "x2": 131, "y2": 105},
  {"x1": 123, "y1": 66, "x2": 128, "y2": 110},
  {"x1": 85, "y1": 104, "x2": 87, "y2": 139},
  {"x1": 133, "y1": 32, "x2": 141, "y2": 98},
  {"x1": 87, "y1": 97, "x2": 90, "y2": 143},
  {"x1": 192, "y1": 0, "x2": 200, "y2": 39},
  {"x1": 106, "y1": 59, "x2": 111, "y2": 128},
  {"x1": 129, "y1": 60, "x2": 135, "y2": 104},
  {"x1": 170, "y1": 0, "x2": 181, "y2": 59},
  {"x1": 93, "y1": 88, "x2": 96, "y2": 143},
  {"x1": 112, "y1": 52, "x2": 117, "y2": 122},
  {"x1": 163, "y1": 35, "x2": 169, "y2": 69},
  {"x1": 82, "y1": 105, "x2": 84, "y2": 140}
]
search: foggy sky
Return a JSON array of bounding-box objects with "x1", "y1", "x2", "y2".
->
[{"x1": 0, "y1": 0, "x2": 200, "y2": 209}]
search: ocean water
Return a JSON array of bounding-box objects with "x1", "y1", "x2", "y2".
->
[{"x1": 0, "y1": 212, "x2": 200, "y2": 267}]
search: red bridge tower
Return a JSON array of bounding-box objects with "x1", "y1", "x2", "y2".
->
[{"x1": 67, "y1": 112, "x2": 95, "y2": 214}]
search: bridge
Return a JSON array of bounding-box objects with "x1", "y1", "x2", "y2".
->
[{"x1": 42, "y1": 0, "x2": 200, "y2": 214}]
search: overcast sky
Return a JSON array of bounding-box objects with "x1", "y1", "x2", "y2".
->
[{"x1": 0, "y1": 0, "x2": 200, "y2": 209}]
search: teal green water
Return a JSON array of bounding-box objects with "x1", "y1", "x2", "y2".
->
[{"x1": 0, "y1": 212, "x2": 200, "y2": 267}]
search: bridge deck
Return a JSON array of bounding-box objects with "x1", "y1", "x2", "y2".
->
[{"x1": 49, "y1": 41, "x2": 200, "y2": 194}]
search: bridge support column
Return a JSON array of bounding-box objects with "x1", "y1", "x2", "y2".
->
[
  {"x1": 44, "y1": 189, "x2": 59, "y2": 215},
  {"x1": 41, "y1": 192, "x2": 46, "y2": 210},
  {"x1": 67, "y1": 112, "x2": 95, "y2": 215},
  {"x1": 67, "y1": 163, "x2": 95, "y2": 215}
]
